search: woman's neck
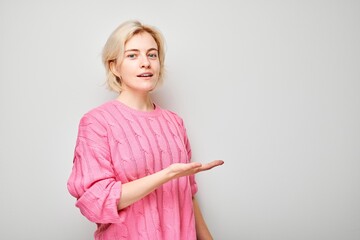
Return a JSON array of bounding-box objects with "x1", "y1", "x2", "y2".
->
[{"x1": 116, "y1": 91, "x2": 154, "y2": 112}]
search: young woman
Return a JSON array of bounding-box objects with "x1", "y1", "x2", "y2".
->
[{"x1": 67, "y1": 20, "x2": 224, "y2": 240}]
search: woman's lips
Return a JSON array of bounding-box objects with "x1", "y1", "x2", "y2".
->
[{"x1": 137, "y1": 72, "x2": 153, "y2": 77}]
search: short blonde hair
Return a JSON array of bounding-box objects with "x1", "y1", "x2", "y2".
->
[{"x1": 102, "y1": 20, "x2": 166, "y2": 93}]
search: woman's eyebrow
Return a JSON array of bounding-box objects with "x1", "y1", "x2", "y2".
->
[
  {"x1": 124, "y1": 49, "x2": 139, "y2": 52},
  {"x1": 124, "y1": 48, "x2": 158, "y2": 52},
  {"x1": 147, "y1": 48, "x2": 158, "y2": 52}
]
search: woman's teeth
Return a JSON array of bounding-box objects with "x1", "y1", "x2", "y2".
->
[{"x1": 138, "y1": 73, "x2": 153, "y2": 77}]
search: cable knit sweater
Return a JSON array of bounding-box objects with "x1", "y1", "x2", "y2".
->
[{"x1": 67, "y1": 100, "x2": 198, "y2": 240}]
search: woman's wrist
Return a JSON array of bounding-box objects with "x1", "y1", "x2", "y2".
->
[{"x1": 160, "y1": 165, "x2": 175, "y2": 181}]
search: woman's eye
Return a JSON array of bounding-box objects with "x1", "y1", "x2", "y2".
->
[
  {"x1": 148, "y1": 53, "x2": 158, "y2": 58},
  {"x1": 127, "y1": 54, "x2": 136, "y2": 58}
]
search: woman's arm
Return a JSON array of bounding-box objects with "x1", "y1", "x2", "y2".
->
[
  {"x1": 193, "y1": 197, "x2": 213, "y2": 240},
  {"x1": 118, "y1": 160, "x2": 224, "y2": 210}
]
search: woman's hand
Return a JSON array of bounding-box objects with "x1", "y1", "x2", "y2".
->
[
  {"x1": 166, "y1": 160, "x2": 224, "y2": 180},
  {"x1": 118, "y1": 160, "x2": 224, "y2": 210}
]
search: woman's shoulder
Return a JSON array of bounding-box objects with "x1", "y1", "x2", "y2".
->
[
  {"x1": 78, "y1": 100, "x2": 116, "y2": 124},
  {"x1": 158, "y1": 106, "x2": 186, "y2": 127}
]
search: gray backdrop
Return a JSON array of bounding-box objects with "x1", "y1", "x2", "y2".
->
[{"x1": 1, "y1": 0, "x2": 359, "y2": 239}]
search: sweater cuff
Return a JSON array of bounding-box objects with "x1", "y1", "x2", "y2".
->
[{"x1": 75, "y1": 181, "x2": 127, "y2": 224}]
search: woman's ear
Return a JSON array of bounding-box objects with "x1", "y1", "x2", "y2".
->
[{"x1": 109, "y1": 60, "x2": 121, "y2": 78}]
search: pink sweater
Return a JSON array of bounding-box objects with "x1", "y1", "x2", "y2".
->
[{"x1": 67, "y1": 100, "x2": 198, "y2": 240}]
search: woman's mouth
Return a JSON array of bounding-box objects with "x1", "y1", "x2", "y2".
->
[{"x1": 137, "y1": 73, "x2": 153, "y2": 77}]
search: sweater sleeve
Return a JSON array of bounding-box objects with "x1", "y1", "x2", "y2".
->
[
  {"x1": 67, "y1": 113, "x2": 128, "y2": 224},
  {"x1": 179, "y1": 117, "x2": 198, "y2": 196}
]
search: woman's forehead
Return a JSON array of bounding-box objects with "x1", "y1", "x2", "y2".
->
[{"x1": 125, "y1": 32, "x2": 158, "y2": 50}]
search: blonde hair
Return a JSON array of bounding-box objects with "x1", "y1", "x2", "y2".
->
[{"x1": 102, "y1": 20, "x2": 166, "y2": 93}]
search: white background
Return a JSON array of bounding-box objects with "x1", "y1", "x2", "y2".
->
[{"x1": 1, "y1": 0, "x2": 359, "y2": 239}]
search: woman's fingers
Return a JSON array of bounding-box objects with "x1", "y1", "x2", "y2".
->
[
  {"x1": 182, "y1": 160, "x2": 224, "y2": 174},
  {"x1": 168, "y1": 160, "x2": 224, "y2": 179},
  {"x1": 198, "y1": 160, "x2": 224, "y2": 171}
]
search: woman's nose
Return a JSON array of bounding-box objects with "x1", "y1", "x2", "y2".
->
[{"x1": 140, "y1": 55, "x2": 150, "y2": 68}]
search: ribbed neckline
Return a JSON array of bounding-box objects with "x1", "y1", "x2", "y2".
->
[{"x1": 111, "y1": 99, "x2": 162, "y2": 117}]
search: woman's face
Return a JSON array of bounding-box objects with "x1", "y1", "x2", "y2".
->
[{"x1": 112, "y1": 32, "x2": 160, "y2": 93}]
